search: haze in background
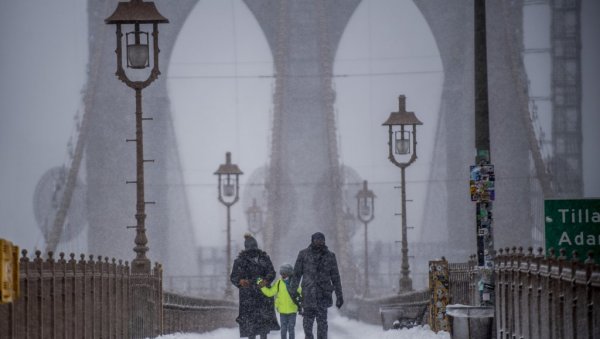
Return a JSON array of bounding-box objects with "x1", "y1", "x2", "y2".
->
[{"x1": 0, "y1": 0, "x2": 598, "y2": 257}]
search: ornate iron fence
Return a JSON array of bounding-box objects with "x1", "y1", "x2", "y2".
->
[
  {"x1": 446, "y1": 248, "x2": 600, "y2": 338},
  {"x1": 0, "y1": 250, "x2": 238, "y2": 338},
  {"x1": 448, "y1": 256, "x2": 478, "y2": 305},
  {"x1": 495, "y1": 247, "x2": 600, "y2": 339},
  {"x1": 0, "y1": 250, "x2": 132, "y2": 338}
]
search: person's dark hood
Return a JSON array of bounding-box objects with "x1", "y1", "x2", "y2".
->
[
  {"x1": 310, "y1": 232, "x2": 327, "y2": 252},
  {"x1": 311, "y1": 232, "x2": 325, "y2": 242},
  {"x1": 244, "y1": 233, "x2": 258, "y2": 250}
]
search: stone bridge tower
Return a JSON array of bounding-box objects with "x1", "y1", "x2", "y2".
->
[{"x1": 84, "y1": 0, "x2": 566, "y2": 282}]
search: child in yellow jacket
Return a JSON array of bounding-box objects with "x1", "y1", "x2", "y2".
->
[{"x1": 260, "y1": 263, "x2": 301, "y2": 339}]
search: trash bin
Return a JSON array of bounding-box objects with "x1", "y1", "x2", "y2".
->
[{"x1": 446, "y1": 305, "x2": 494, "y2": 339}]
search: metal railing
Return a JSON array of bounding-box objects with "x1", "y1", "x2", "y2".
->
[
  {"x1": 495, "y1": 247, "x2": 600, "y2": 339},
  {"x1": 162, "y1": 292, "x2": 237, "y2": 334},
  {"x1": 446, "y1": 248, "x2": 600, "y2": 339},
  {"x1": 0, "y1": 250, "x2": 238, "y2": 338},
  {"x1": 448, "y1": 257, "x2": 478, "y2": 305},
  {"x1": 349, "y1": 290, "x2": 430, "y2": 329},
  {"x1": 0, "y1": 250, "x2": 131, "y2": 338}
]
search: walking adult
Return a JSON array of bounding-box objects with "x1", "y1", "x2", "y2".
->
[
  {"x1": 230, "y1": 234, "x2": 280, "y2": 339},
  {"x1": 289, "y1": 232, "x2": 343, "y2": 339}
]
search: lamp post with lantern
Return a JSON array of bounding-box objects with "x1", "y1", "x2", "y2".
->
[
  {"x1": 215, "y1": 152, "x2": 243, "y2": 298},
  {"x1": 343, "y1": 206, "x2": 357, "y2": 239},
  {"x1": 382, "y1": 95, "x2": 423, "y2": 293},
  {"x1": 105, "y1": 1, "x2": 168, "y2": 336},
  {"x1": 246, "y1": 198, "x2": 264, "y2": 236},
  {"x1": 355, "y1": 180, "x2": 375, "y2": 297},
  {"x1": 105, "y1": 0, "x2": 168, "y2": 274}
]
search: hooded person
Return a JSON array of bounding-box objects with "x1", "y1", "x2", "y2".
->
[
  {"x1": 289, "y1": 232, "x2": 343, "y2": 339},
  {"x1": 230, "y1": 234, "x2": 280, "y2": 339}
]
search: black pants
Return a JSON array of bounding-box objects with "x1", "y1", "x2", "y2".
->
[
  {"x1": 302, "y1": 307, "x2": 328, "y2": 339},
  {"x1": 248, "y1": 334, "x2": 267, "y2": 339}
]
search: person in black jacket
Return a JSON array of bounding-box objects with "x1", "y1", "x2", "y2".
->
[
  {"x1": 289, "y1": 232, "x2": 343, "y2": 339},
  {"x1": 230, "y1": 234, "x2": 280, "y2": 339}
]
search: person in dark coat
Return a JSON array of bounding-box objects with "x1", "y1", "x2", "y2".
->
[
  {"x1": 230, "y1": 234, "x2": 280, "y2": 339},
  {"x1": 289, "y1": 232, "x2": 343, "y2": 339}
]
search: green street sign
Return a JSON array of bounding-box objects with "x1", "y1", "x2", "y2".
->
[{"x1": 545, "y1": 199, "x2": 600, "y2": 261}]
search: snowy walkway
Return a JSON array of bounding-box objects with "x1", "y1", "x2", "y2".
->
[{"x1": 155, "y1": 309, "x2": 450, "y2": 339}]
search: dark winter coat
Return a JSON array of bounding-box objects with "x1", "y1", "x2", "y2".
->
[
  {"x1": 230, "y1": 248, "x2": 280, "y2": 337},
  {"x1": 290, "y1": 244, "x2": 343, "y2": 309}
]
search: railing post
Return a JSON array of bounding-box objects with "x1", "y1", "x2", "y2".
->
[
  {"x1": 548, "y1": 248, "x2": 557, "y2": 339},
  {"x1": 569, "y1": 251, "x2": 578, "y2": 339},
  {"x1": 129, "y1": 262, "x2": 161, "y2": 339},
  {"x1": 525, "y1": 247, "x2": 533, "y2": 339},
  {"x1": 79, "y1": 254, "x2": 87, "y2": 339},
  {"x1": 21, "y1": 250, "x2": 30, "y2": 339},
  {"x1": 584, "y1": 251, "x2": 597, "y2": 339},
  {"x1": 34, "y1": 250, "x2": 44, "y2": 339},
  {"x1": 58, "y1": 252, "x2": 67, "y2": 339},
  {"x1": 515, "y1": 247, "x2": 523, "y2": 339},
  {"x1": 69, "y1": 253, "x2": 77, "y2": 338},
  {"x1": 535, "y1": 247, "x2": 543, "y2": 339},
  {"x1": 557, "y1": 249, "x2": 566, "y2": 339},
  {"x1": 497, "y1": 248, "x2": 505, "y2": 338}
]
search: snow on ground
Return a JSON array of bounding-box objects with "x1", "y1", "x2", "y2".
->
[{"x1": 155, "y1": 309, "x2": 450, "y2": 339}]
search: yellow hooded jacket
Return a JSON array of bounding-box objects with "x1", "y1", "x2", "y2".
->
[{"x1": 260, "y1": 278, "x2": 301, "y2": 315}]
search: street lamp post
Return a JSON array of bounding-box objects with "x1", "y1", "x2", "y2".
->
[
  {"x1": 246, "y1": 198, "x2": 264, "y2": 236},
  {"x1": 215, "y1": 152, "x2": 243, "y2": 298},
  {"x1": 382, "y1": 95, "x2": 423, "y2": 293},
  {"x1": 355, "y1": 180, "x2": 375, "y2": 297},
  {"x1": 343, "y1": 206, "x2": 358, "y2": 239},
  {"x1": 105, "y1": 0, "x2": 168, "y2": 274}
]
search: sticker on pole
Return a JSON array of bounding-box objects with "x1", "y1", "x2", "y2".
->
[
  {"x1": 470, "y1": 165, "x2": 495, "y2": 201},
  {"x1": 544, "y1": 199, "x2": 600, "y2": 261}
]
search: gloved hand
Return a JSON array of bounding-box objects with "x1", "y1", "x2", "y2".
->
[
  {"x1": 239, "y1": 279, "x2": 250, "y2": 287},
  {"x1": 335, "y1": 295, "x2": 344, "y2": 309},
  {"x1": 290, "y1": 292, "x2": 301, "y2": 307}
]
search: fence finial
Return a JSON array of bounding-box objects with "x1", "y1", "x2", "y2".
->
[
  {"x1": 585, "y1": 251, "x2": 594, "y2": 264},
  {"x1": 536, "y1": 247, "x2": 544, "y2": 258},
  {"x1": 570, "y1": 250, "x2": 579, "y2": 263},
  {"x1": 559, "y1": 248, "x2": 567, "y2": 260}
]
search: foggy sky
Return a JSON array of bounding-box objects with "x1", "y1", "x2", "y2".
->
[{"x1": 0, "y1": 0, "x2": 598, "y2": 257}]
